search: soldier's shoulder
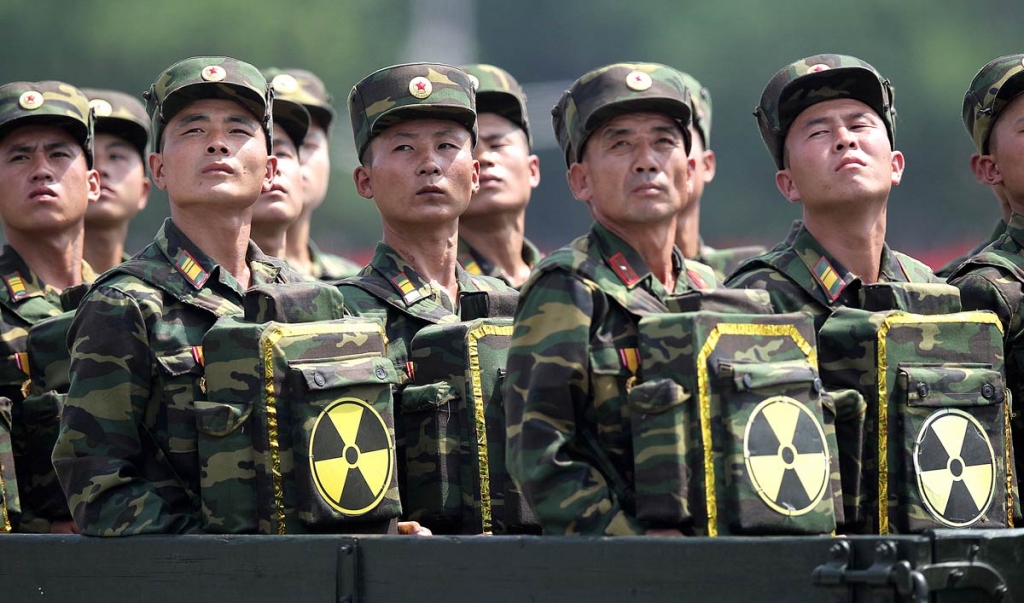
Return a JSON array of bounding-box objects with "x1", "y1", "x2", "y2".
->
[
  {"x1": 890, "y1": 251, "x2": 940, "y2": 283},
  {"x1": 316, "y1": 252, "x2": 363, "y2": 280},
  {"x1": 335, "y1": 275, "x2": 392, "y2": 315}
]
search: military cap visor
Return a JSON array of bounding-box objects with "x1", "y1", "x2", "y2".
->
[
  {"x1": 158, "y1": 83, "x2": 266, "y2": 131},
  {"x1": 575, "y1": 96, "x2": 693, "y2": 164},
  {"x1": 968, "y1": 66, "x2": 1024, "y2": 154},
  {"x1": 475, "y1": 91, "x2": 531, "y2": 146},
  {"x1": 264, "y1": 68, "x2": 335, "y2": 131},
  {"x1": 0, "y1": 116, "x2": 92, "y2": 167},
  {"x1": 271, "y1": 98, "x2": 311, "y2": 148},
  {"x1": 364, "y1": 104, "x2": 477, "y2": 152},
  {"x1": 83, "y1": 89, "x2": 151, "y2": 159}
]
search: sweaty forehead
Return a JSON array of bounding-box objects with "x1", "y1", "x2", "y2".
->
[
  {"x1": 375, "y1": 117, "x2": 472, "y2": 141},
  {"x1": 790, "y1": 97, "x2": 878, "y2": 128},
  {"x1": 595, "y1": 111, "x2": 681, "y2": 136},
  {"x1": 0, "y1": 123, "x2": 79, "y2": 149},
  {"x1": 168, "y1": 98, "x2": 260, "y2": 125}
]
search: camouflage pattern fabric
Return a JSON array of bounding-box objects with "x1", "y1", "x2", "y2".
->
[
  {"x1": 726, "y1": 221, "x2": 940, "y2": 331},
  {"x1": 53, "y1": 219, "x2": 304, "y2": 535},
  {"x1": 631, "y1": 310, "x2": 840, "y2": 536},
  {"x1": 348, "y1": 62, "x2": 477, "y2": 162},
  {"x1": 679, "y1": 71, "x2": 712, "y2": 148},
  {"x1": 457, "y1": 236, "x2": 543, "y2": 290},
  {"x1": 755, "y1": 54, "x2": 896, "y2": 169},
  {"x1": 145, "y1": 56, "x2": 273, "y2": 153},
  {"x1": 258, "y1": 72, "x2": 311, "y2": 148},
  {"x1": 201, "y1": 311, "x2": 399, "y2": 535},
  {"x1": 335, "y1": 242, "x2": 516, "y2": 527},
  {"x1": 0, "y1": 80, "x2": 94, "y2": 167},
  {"x1": 262, "y1": 68, "x2": 336, "y2": 129},
  {"x1": 962, "y1": 54, "x2": 1024, "y2": 153},
  {"x1": 551, "y1": 62, "x2": 693, "y2": 166},
  {"x1": 504, "y1": 223, "x2": 720, "y2": 536},
  {"x1": 696, "y1": 242, "x2": 768, "y2": 282},
  {"x1": 817, "y1": 306, "x2": 1012, "y2": 534},
  {"x1": 949, "y1": 213, "x2": 1024, "y2": 497},
  {"x1": 306, "y1": 240, "x2": 362, "y2": 281},
  {"x1": 0, "y1": 247, "x2": 94, "y2": 532},
  {"x1": 461, "y1": 63, "x2": 531, "y2": 147},
  {"x1": 81, "y1": 87, "x2": 151, "y2": 158},
  {"x1": 935, "y1": 218, "x2": 1006, "y2": 279},
  {"x1": 0, "y1": 397, "x2": 20, "y2": 532}
]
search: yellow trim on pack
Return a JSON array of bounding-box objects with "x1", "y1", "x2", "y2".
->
[
  {"x1": 696, "y1": 323, "x2": 817, "y2": 537},
  {"x1": 0, "y1": 465, "x2": 9, "y2": 533},
  {"x1": 466, "y1": 322, "x2": 514, "y2": 535},
  {"x1": 874, "y1": 311, "x2": 1004, "y2": 535},
  {"x1": 1006, "y1": 388, "x2": 1015, "y2": 528}
]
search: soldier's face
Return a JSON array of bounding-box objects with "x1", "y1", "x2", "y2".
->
[
  {"x1": 299, "y1": 123, "x2": 330, "y2": 211},
  {"x1": 568, "y1": 112, "x2": 694, "y2": 228},
  {"x1": 353, "y1": 118, "x2": 479, "y2": 228},
  {"x1": 0, "y1": 124, "x2": 100, "y2": 236},
  {"x1": 462, "y1": 113, "x2": 539, "y2": 219},
  {"x1": 983, "y1": 94, "x2": 1024, "y2": 206},
  {"x1": 149, "y1": 98, "x2": 275, "y2": 212},
  {"x1": 86, "y1": 133, "x2": 149, "y2": 228},
  {"x1": 253, "y1": 124, "x2": 304, "y2": 233},
  {"x1": 776, "y1": 98, "x2": 903, "y2": 209}
]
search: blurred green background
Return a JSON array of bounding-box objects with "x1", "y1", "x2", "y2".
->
[{"x1": 1, "y1": 0, "x2": 1018, "y2": 267}]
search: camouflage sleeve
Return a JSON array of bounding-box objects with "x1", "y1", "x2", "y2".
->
[
  {"x1": 505, "y1": 271, "x2": 645, "y2": 536},
  {"x1": 951, "y1": 269, "x2": 1021, "y2": 339},
  {"x1": 726, "y1": 266, "x2": 807, "y2": 315},
  {"x1": 53, "y1": 286, "x2": 203, "y2": 535}
]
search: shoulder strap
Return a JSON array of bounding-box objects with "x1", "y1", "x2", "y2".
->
[
  {"x1": 340, "y1": 273, "x2": 456, "y2": 325},
  {"x1": 536, "y1": 246, "x2": 671, "y2": 317}
]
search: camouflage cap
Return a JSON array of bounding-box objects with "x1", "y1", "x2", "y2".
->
[
  {"x1": 81, "y1": 88, "x2": 150, "y2": 159},
  {"x1": 551, "y1": 62, "x2": 693, "y2": 168},
  {"x1": 260, "y1": 70, "x2": 311, "y2": 148},
  {"x1": 348, "y1": 62, "x2": 477, "y2": 163},
  {"x1": 679, "y1": 72, "x2": 712, "y2": 149},
  {"x1": 263, "y1": 68, "x2": 335, "y2": 130},
  {"x1": 461, "y1": 64, "x2": 531, "y2": 148},
  {"x1": 144, "y1": 56, "x2": 273, "y2": 154},
  {"x1": 963, "y1": 55, "x2": 1024, "y2": 154},
  {"x1": 755, "y1": 54, "x2": 896, "y2": 169},
  {"x1": 0, "y1": 81, "x2": 94, "y2": 167}
]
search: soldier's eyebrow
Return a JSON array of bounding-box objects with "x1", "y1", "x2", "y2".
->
[
  {"x1": 102, "y1": 139, "x2": 134, "y2": 151},
  {"x1": 3, "y1": 140, "x2": 74, "y2": 155}
]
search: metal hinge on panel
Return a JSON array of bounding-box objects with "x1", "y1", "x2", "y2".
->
[{"x1": 338, "y1": 538, "x2": 359, "y2": 603}]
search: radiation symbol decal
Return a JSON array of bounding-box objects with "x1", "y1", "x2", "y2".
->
[
  {"x1": 743, "y1": 396, "x2": 830, "y2": 516},
  {"x1": 914, "y1": 408, "x2": 995, "y2": 527},
  {"x1": 309, "y1": 397, "x2": 394, "y2": 516}
]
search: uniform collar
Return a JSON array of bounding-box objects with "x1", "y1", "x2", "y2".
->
[
  {"x1": 591, "y1": 222, "x2": 689, "y2": 294},
  {"x1": 0, "y1": 245, "x2": 96, "y2": 305},
  {"x1": 791, "y1": 223, "x2": 906, "y2": 304},
  {"x1": 368, "y1": 241, "x2": 488, "y2": 308}
]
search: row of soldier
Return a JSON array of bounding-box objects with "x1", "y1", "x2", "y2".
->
[{"x1": 0, "y1": 51, "x2": 1020, "y2": 538}]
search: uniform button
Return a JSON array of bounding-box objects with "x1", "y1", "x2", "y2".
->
[
  {"x1": 982, "y1": 384, "x2": 995, "y2": 399},
  {"x1": 916, "y1": 383, "x2": 929, "y2": 399},
  {"x1": 813, "y1": 378, "x2": 823, "y2": 393},
  {"x1": 742, "y1": 374, "x2": 754, "y2": 389},
  {"x1": 375, "y1": 365, "x2": 388, "y2": 380},
  {"x1": 313, "y1": 371, "x2": 326, "y2": 387}
]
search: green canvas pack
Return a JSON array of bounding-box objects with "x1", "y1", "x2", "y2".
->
[
  {"x1": 0, "y1": 396, "x2": 18, "y2": 532},
  {"x1": 857, "y1": 282, "x2": 962, "y2": 314},
  {"x1": 631, "y1": 311, "x2": 840, "y2": 537},
  {"x1": 404, "y1": 317, "x2": 532, "y2": 534},
  {"x1": 818, "y1": 306, "x2": 1012, "y2": 534},
  {"x1": 198, "y1": 283, "x2": 401, "y2": 534}
]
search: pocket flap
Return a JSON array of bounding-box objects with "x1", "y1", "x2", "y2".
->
[
  {"x1": 292, "y1": 356, "x2": 397, "y2": 391},
  {"x1": 194, "y1": 400, "x2": 251, "y2": 436},
  {"x1": 627, "y1": 378, "x2": 690, "y2": 414},
  {"x1": 898, "y1": 363, "x2": 1004, "y2": 407},
  {"x1": 590, "y1": 346, "x2": 635, "y2": 376},
  {"x1": 156, "y1": 346, "x2": 202, "y2": 377},
  {"x1": 723, "y1": 359, "x2": 818, "y2": 392},
  {"x1": 401, "y1": 381, "x2": 456, "y2": 413}
]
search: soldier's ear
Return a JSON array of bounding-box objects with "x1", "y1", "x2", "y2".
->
[
  {"x1": 973, "y1": 154, "x2": 1003, "y2": 186},
  {"x1": 86, "y1": 168, "x2": 101, "y2": 204},
  {"x1": 149, "y1": 152, "x2": 168, "y2": 191},
  {"x1": 775, "y1": 169, "x2": 801, "y2": 203},
  {"x1": 471, "y1": 159, "x2": 480, "y2": 195},
  {"x1": 353, "y1": 165, "x2": 374, "y2": 199},
  {"x1": 262, "y1": 156, "x2": 278, "y2": 193},
  {"x1": 889, "y1": 150, "x2": 905, "y2": 187},
  {"x1": 700, "y1": 150, "x2": 716, "y2": 183},
  {"x1": 567, "y1": 162, "x2": 593, "y2": 203},
  {"x1": 527, "y1": 154, "x2": 541, "y2": 189}
]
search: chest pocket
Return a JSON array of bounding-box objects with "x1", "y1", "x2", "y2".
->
[{"x1": 154, "y1": 346, "x2": 204, "y2": 454}]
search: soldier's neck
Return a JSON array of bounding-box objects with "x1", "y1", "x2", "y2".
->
[
  {"x1": 382, "y1": 220, "x2": 460, "y2": 301},
  {"x1": 803, "y1": 204, "x2": 887, "y2": 284},
  {"x1": 284, "y1": 210, "x2": 314, "y2": 275},
  {"x1": 602, "y1": 218, "x2": 678, "y2": 289},
  {"x1": 458, "y1": 208, "x2": 531, "y2": 287},
  {"x1": 250, "y1": 223, "x2": 288, "y2": 260},
  {"x1": 6, "y1": 226, "x2": 85, "y2": 292},
  {"x1": 170, "y1": 211, "x2": 253, "y2": 289},
  {"x1": 675, "y1": 199, "x2": 702, "y2": 260},
  {"x1": 83, "y1": 221, "x2": 130, "y2": 274}
]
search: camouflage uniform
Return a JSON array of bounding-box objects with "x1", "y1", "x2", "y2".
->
[
  {"x1": 506, "y1": 63, "x2": 722, "y2": 536},
  {"x1": 0, "y1": 80, "x2": 96, "y2": 532},
  {"x1": 935, "y1": 218, "x2": 1007, "y2": 279},
  {"x1": 949, "y1": 55, "x2": 1024, "y2": 481},
  {"x1": 729, "y1": 55, "x2": 938, "y2": 326},
  {"x1": 456, "y1": 237, "x2": 542, "y2": 287},
  {"x1": 53, "y1": 57, "x2": 306, "y2": 536},
  {"x1": 262, "y1": 68, "x2": 362, "y2": 279}
]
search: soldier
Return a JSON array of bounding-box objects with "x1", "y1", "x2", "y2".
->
[
  {"x1": 505, "y1": 62, "x2": 719, "y2": 536},
  {"x1": 0, "y1": 81, "x2": 100, "y2": 533},
  {"x1": 673, "y1": 73, "x2": 766, "y2": 281},
  {"x1": 727, "y1": 54, "x2": 938, "y2": 328},
  {"x1": 457, "y1": 64, "x2": 541, "y2": 288},
  {"x1": 338, "y1": 63, "x2": 515, "y2": 534},
  {"x1": 264, "y1": 69, "x2": 363, "y2": 279},
  {"x1": 948, "y1": 54, "x2": 1024, "y2": 479},
  {"x1": 53, "y1": 57, "x2": 305, "y2": 535},
  {"x1": 80, "y1": 88, "x2": 151, "y2": 273},
  {"x1": 249, "y1": 76, "x2": 311, "y2": 259}
]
